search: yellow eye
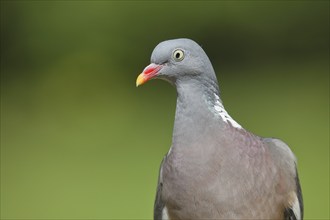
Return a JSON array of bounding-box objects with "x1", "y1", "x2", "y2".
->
[{"x1": 173, "y1": 49, "x2": 185, "y2": 61}]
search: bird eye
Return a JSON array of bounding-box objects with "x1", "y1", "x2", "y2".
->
[{"x1": 173, "y1": 49, "x2": 185, "y2": 61}]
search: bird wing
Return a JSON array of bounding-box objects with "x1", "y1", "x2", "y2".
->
[
  {"x1": 154, "y1": 156, "x2": 166, "y2": 220},
  {"x1": 284, "y1": 170, "x2": 303, "y2": 220},
  {"x1": 263, "y1": 138, "x2": 303, "y2": 220}
]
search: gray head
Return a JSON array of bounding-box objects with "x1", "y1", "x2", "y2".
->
[{"x1": 136, "y1": 38, "x2": 218, "y2": 87}]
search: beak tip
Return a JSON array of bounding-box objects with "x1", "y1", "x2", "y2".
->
[{"x1": 136, "y1": 73, "x2": 145, "y2": 87}]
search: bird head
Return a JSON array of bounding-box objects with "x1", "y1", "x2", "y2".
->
[{"x1": 136, "y1": 38, "x2": 217, "y2": 87}]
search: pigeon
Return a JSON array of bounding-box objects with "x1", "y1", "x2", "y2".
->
[{"x1": 136, "y1": 38, "x2": 303, "y2": 220}]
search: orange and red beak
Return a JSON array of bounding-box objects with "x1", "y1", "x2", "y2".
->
[{"x1": 136, "y1": 63, "x2": 163, "y2": 87}]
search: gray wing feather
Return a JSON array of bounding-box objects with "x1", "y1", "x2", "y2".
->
[
  {"x1": 294, "y1": 167, "x2": 303, "y2": 219},
  {"x1": 284, "y1": 169, "x2": 303, "y2": 220},
  {"x1": 264, "y1": 138, "x2": 303, "y2": 220},
  {"x1": 154, "y1": 156, "x2": 166, "y2": 220}
]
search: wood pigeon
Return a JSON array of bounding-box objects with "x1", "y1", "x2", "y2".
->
[{"x1": 136, "y1": 38, "x2": 303, "y2": 220}]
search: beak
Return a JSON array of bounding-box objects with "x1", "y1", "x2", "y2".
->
[{"x1": 136, "y1": 63, "x2": 163, "y2": 87}]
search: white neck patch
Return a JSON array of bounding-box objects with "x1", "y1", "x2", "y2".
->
[{"x1": 213, "y1": 94, "x2": 242, "y2": 129}]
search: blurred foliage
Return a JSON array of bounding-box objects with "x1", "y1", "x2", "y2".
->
[{"x1": 1, "y1": 1, "x2": 329, "y2": 219}]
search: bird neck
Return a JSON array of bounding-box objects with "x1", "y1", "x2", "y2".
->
[
  {"x1": 171, "y1": 76, "x2": 243, "y2": 148},
  {"x1": 175, "y1": 76, "x2": 221, "y2": 110},
  {"x1": 172, "y1": 77, "x2": 221, "y2": 145}
]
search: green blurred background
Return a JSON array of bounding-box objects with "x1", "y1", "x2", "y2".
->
[{"x1": 1, "y1": 1, "x2": 329, "y2": 219}]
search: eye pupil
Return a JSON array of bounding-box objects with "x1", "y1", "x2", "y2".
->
[{"x1": 173, "y1": 49, "x2": 184, "y2": 61}]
